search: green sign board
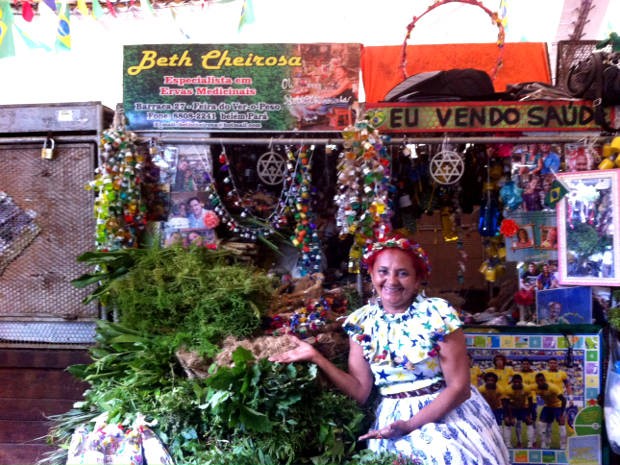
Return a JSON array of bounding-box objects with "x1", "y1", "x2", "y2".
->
[
  {"x1": 123, "y1": 43, "x2": 361, "y2": 132},
  {"x1": 365, "y1": 101, "x2": 606, "y2": 133}
]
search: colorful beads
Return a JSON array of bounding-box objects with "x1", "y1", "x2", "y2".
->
[
  {"x1": 89, "y1": 127, "x2": 144, "y2": 250},
  {"x1": 334, "y1": 122, "x2": 394, "y2": 273}
]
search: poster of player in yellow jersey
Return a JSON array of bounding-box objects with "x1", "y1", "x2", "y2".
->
[{"x1": 465, "y1": 329, "x2": 603, "y2": 465}]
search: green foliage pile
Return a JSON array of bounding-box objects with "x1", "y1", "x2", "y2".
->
[
  {"x1": 73, "y1": 244, "x2": 275, "y2": 356},
  {"x1": 43, "y1": 245, "x2": 393, "y2": 465}
]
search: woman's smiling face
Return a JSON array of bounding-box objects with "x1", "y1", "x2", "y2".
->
[{"x1": 370, "y1": 249, "x2": 419, "y2": 314}]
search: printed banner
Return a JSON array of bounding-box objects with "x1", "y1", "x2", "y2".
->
[
  {"x1": 466, "y1": 328, "x2": 603, "y2": 465},
  {"x1": 365, "y1": 101, "x2": 608, "y2": 133},
  {"x1": 123, "y1": 43, "x2": 361, "y2": 132}
]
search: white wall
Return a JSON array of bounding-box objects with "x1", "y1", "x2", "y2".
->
[{"x1": 0, "y1": 0, "x2": 617, "y2": 110}]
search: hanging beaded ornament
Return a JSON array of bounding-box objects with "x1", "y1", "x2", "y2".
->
[
  {"x1": 334, "y1": 121, "x2": 394, "y2": 273},
  {"x1": 204, "y1": 145, "x2": 301, "y2": 241},
  {"x1": 88, "y1": 118, "x2": 146, "y2": 251},
  {"x1": 287, "y1": 145, "x2": 322, "y2": 276}
]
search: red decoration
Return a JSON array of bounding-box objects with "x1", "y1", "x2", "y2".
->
[
  {"x1": 203, "y1": 210, "x2": 220, "y2": 229},
  {"x1": 22, "y1": 1, "x2": 34, "y2": 21},
  {"x1": 499, "y1": 218, "x2": 519, "y2": 237}
]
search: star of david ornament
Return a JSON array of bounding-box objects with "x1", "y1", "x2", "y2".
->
[
  {"x1": 429, "y1": 150, "x2": 464, "y2": 185},
  {"x1": 257, "y1": 151, "x2": 286, "y2": 186}
]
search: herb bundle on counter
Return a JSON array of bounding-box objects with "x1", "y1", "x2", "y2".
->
[{"x1": 43, "y1": 245, "x2": 400, "y2": 465}]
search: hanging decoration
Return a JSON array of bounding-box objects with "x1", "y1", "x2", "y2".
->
[
  {"x1": 288, "y1": 145, "x2": 322, "y2": 276},
  {"x1": 88, "y1": 112, "x2": 146, "y2": 251},
  {"x1": 204, "y1": 144, "x2": 299, "y2": 242},
  {"x1": 0, "y1": 0, "x2": 16, "y2": 59},
  {"x1": 499, "y1": 180, "x2": 523, "y2": 210},
  {"x1": 477, "y1": 152, "x2": 501, "y2": 237},
  {"x1": 256, "y1": 149, "x2": 286, "y2": 186},
  {"x1": 478, "y1": 237, "x2": 506, "y2": 283},
  {"x1": 499, "y1": 218, "x2": 519, "y2": 238},
  {"x1": 21, "y1": 0, "x2": 34, "y2": 21},
  {"x1": 334, "y1": 121, "x2": 394, "y2": 273},
  {"x1": 456, "y1": 238, "x2": 467, "y2": 285},
  {"x1": 400, "y1": 0, "x2": 505, "y2": 81},
  {"x1": 2, "y1": 0, "x2": 253, "y2": 59},
  {"x1": 599, "y1": 136, "x2": 620, "y2": 169},
  {"x1": 428, "y1": 139, "x2": 465, "y2": 186}
]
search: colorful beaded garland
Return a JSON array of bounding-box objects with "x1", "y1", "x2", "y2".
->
[
  {"x1": 88, "y1": 127, "x2": 146, "y2": 251},
  {"x1": 334, "y1": 121, "x2": 394, "y2": 273}
]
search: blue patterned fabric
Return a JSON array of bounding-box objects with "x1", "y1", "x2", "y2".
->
[{"x1": 343, "y1": 295, "x2": 509, "y2": 465}]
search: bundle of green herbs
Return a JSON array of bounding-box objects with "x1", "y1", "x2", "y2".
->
[
  {"x1": 43, "y1": 244, "x2": 383, "y2": 465},
  {"x1": 73, "y1": 244, "x2": 276, "y2": 356}
]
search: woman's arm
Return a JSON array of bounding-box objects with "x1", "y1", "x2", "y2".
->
[
  {"x1": 360, "y1": 328, "x2": 471, "y2": 440},
  {"x1": 269, "y1": 336, "x2": 374, "y2": 404}
]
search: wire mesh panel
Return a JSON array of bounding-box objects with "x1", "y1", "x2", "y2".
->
[
  {"x1": 556, "y1": 40, "x2": 599, "y2": 90},
  {"x1": 0, "y1": 143, "x2": 98, "y2": 324}
]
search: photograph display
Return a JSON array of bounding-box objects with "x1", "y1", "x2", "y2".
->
[{"x1": 466, "y1": 330, "x2": 603, "y2": 465}]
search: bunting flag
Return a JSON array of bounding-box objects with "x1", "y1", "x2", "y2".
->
[
  {"x1": 544, "y1": 179, "x2": 569, "y2": 208},
  {"x1": 76, "y1": 0, "x2": 90, "y2": 17},
  {"x1": 56, "y1": 2, "x2": 71, "y2": 50},
  {"x1": 42, "y1": 0, "x2": 57, "y2": 12},
  {"x1": 105, "y1": 0, "x2": 117, "y2": 17},
  {"x1": 13, "y1": 23, "x2": 52, "y2": 51},
  {"x1": 0, "y1": 0, "x2": 16, "y2": 59},
  {"x1": 21, "y1": 0, "x2": 34, "y2": 22},
  {"x1": 237, "y1": 0, "x2": 254, "y2": 31},
  {"x1": 141, "y1": 0, "x2": 155, "y2": 16},
  {"x1": 91, "y1": 0, "x2": 104, "y2": 19}
]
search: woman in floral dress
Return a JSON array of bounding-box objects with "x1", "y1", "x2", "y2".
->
[{"x1": 271, "y1": 234, "x2": 509, "y2": 464}]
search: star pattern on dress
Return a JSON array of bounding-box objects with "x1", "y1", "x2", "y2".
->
[
  {"x1": 429, "y1": 150, "x2": 465, "y2": 185},
  {"x1": 256, "y1": 150, "x2": 286, "y2": 186}
]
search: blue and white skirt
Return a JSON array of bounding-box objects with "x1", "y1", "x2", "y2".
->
[{"x1": 367, "y1": 386, "x2": 510, "y2": 465}]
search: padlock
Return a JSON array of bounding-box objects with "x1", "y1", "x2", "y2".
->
[{"x1": 41, "y1": 137, "x2": 55, "y2": 160}]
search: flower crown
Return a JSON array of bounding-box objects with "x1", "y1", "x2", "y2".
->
[{"x1": 362, "y1": 236, "x2": 431, "y2": 276}]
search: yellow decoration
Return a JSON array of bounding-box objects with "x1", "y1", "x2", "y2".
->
[
  {"x1": 600, "y1": 137, "x2": 620, "y2": 169},
  {"x1": 599, "y1": 158, "x2": 615, "y2": 170},
  {"x1": 497, "y1": 247, "x2": 506, "y2": 259}
]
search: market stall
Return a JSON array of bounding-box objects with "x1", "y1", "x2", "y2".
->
[
  {"x1": 28, "y1": 35, "x2": 618, "y2": 464},
  {"x1": 3, "y1": 1, "x2": 620, "y2": 463}
]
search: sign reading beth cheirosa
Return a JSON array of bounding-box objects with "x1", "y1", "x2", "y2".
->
[{"x1": 123, "y1": 43, "x2": 361, "y2": 131}]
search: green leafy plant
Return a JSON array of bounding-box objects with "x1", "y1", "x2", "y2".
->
[
  {"x1": 608, "y1": 289, "x2": 620, "y2": 332},
  {"x1": 200, "y1": 347, "x2": 368, "y2": 465},
  {"x1": 43, "y1": 244, "x2": 377, "y2": 465},
  {"x1": 73, "y1": 244, "x2": 276, "y2": 356}
]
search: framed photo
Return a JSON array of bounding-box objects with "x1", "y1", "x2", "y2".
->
[
  {"x1": 510, "y1": 223, "x2": 535, "y2": 250},
  {"x1": 162, "y1": 192, "x2": 219, "y2": 247},
  {"x1": 539, "y1": 226, "x2": 558, "y2": 250},
  {"x1": 564, "y1": 142, "x2": 595, "y2": 172},
  {"x1": 505, "y1": 211, "x2": 557, "y2": 263},
  {"x1": 535, "y1": 286, "x2": 592, "y2": 325},
  {"x1": 556, "y1": 169, "x2": 620, "y2": 285},
  {"x1": 466, "y1": 328, "x2": 604, "y2": 465}
]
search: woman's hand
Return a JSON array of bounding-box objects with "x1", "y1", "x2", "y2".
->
[
  {"x1": 268, "y1": 336, "x2": 318, "y2": 364},
  {"x1": 358, "y1": 420, "x2": 412, "y2": 441}
]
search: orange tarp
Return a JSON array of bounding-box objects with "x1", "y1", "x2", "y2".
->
[{"x1": 361, "y1": 42, "x2": 551, "y2": 103}]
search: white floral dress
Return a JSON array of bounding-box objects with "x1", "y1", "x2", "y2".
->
[{"x1": 343, "y1": 295, "x2": 509, "y2": 465}]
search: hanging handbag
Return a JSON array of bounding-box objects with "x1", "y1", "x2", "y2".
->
[{"x1": 566, "y1": 51, "x2": 620, "y2": 132}]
